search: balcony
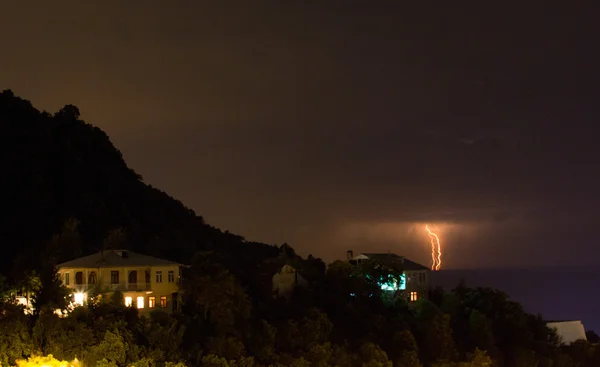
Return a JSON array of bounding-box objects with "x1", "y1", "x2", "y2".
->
[
  {"x1": 127, "y1": 282, "x2": 151, "y2": 291},
  {"x1": 105, "y1": 282, "x2": 151, "y2": 292}
]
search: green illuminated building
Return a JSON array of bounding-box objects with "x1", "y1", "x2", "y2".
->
[{"x1": 347, "y1": 251, "x2": 429, "y2": 302}]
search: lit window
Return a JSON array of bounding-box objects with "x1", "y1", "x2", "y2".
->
[
  {"x1": 137, "y1": 296, "x2": 144, "y2": 309},
  {"x1": 125, "y1": 296, "x2": 132, "y2": 307},
  {"x1": 149, "y1": 296, "x2": 156, "y2": 308},
  {"x1": 410, "y1": 291, "x2": 418, "y2": 302},
  {"x1": 64, "y1": 273, "x2": 70, "y2": 285},
  {"x1": 160, "y1": 296, "x2": 167, "y2": 308},
  {"x1": 156, "y1": 271, "x2": 163, "y2": 283},
  {"x1": 168, "y1": 271, "x2": 175, "y2": 282},
  {"x1": 73, "y1": 292, "x2": 85, "y2": 306}
]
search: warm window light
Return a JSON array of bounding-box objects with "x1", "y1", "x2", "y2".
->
[
  {"x1": 73, "y1": 292, "x2": 85, "y2": 306},
  {"x1": 410, "y1": 291, "x2": 418, "y2": 301},
  {"x1": 125, "y1": 296, "x2": 133, "y2": 307},
  {"x1": 137, "y1": 296, "x2": 144, "y2": 309}
]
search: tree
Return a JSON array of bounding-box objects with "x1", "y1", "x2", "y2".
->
[
  {"x1": 103, "y1": 227, "x2": 129, "y2": 250},
  {"x1": 359, "y1": 342, "x2": 393, "y2": 367},
  {"x1": 277, "y1": 309, "x2": 333, "y2": 356},
  {"x1": 586, "y1": 330, "x2": 600, "y2": 344},
  {"x1": 138, "y1": 312, "x2": 186, "y2": 362},
  {"x1": 54, "y1": 104, "x2": 81, "y2": 121},
  {"x1": 0, "y1": 303, "x2": 33, "y2": 365},
  {"x1": 391, "y1": 330, "x2": 422, "y2": 367},
  {"x1": 421, "y1": 313, "x2": 458, "y2": 365},
  {"x1": 245, "y1": 319, "x2": 277, "y2": 363},
  {"x1": 182, "y1": 253, "x2": 251, "y2": 332},
  {"x1": 47, "y1": 217, "x2": 83, "y2": 262},
  {"x1": 86, "y1": 330, "x2": 127, "y2": 367},
  {"x1": 32, "y1": 313, "x2": 92, "y2": 360},
  {"x1": 467, "y1": 310, "x2": 497, "y2": 358},
  {"x1": 32, "y1": 265, "x2": 70, "y2": 315}
]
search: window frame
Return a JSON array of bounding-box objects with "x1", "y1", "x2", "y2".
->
[{"x1": 111, "y1": 271, "x2": 119, "y2": 284}]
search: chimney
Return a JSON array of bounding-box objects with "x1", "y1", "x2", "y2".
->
[{"x1": 346, "y1": 250, "x2": 354, "y2": 260}]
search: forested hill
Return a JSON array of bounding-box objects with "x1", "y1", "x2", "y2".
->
[{"x1": 0, "y1": 89, "x2": 282, "y2": 280}]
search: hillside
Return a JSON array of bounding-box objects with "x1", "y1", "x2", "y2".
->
[
  {"x1": 0, "y1": 89, "x2": 281, "y2": 281},
  {"x1": 3, "y1": 90, "x2": 598, "y2": 367}
]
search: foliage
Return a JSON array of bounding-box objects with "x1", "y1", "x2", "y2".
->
[
  {"x1": 0, "y1": 90, "x2": 598, "y2": 367},
  {"x1": 13, "y1": 355, "x2": 73, "y2": 367}
]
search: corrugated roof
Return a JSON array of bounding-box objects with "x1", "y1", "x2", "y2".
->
[
  {"x1": 361, "y1": 253, "x2": 430, "y2": 271},
  {"x1": 58, "y1": 249, "x2": 182, "y2": 269}
]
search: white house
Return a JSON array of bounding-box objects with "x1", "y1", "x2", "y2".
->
[
  {"x1": 547, "y1": 320, "x2": 587, "y2": 345},
  {"x1": 272, "y1": 264, "x2": 308, "y2": 299}
]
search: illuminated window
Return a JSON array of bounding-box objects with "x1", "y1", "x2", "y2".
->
[
  {"x1": 156, "y1": 271, "x2": 163, "y2": 283},
  {"x1": 410, "y1": 292, "x2": 418, "y2": 302},
  {"x1": 160, "y1": 296, "x2": 167, "y2": 308},
  {"x1": 137, "y1": 296, "x2": 144, "y2": 309},
  {"x1": 149, "y1": 296, "x2": 156, "y2": 308},
  {"x1": 64, "y1": 273, "x2": 70, "y2": 285},
  {"x1": 168, "y1": 271, "x2": 175, "y2": 282},
  {"x1": 125, "y1": 296, "x2": 133, "y2": 307},
  {"x1": 111, "y1": 271, "x2": 119, "y2": 284}
]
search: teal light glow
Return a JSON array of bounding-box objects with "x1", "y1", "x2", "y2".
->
[{"x1": 378, "y1": 273, "x2": 406, "y2": 291}]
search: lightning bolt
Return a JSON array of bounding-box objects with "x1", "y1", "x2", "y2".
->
[{"x1": 426, "y1": 225, "x2": 442, "y2": 271}]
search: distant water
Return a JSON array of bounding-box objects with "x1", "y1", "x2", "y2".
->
[{"x1": 429, "y1": 266, "x2": 600, "y2": 333}]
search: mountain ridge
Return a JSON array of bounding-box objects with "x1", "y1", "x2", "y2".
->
[{"x1": 0, "y1": 89, "x2": 282, "y2": 282}]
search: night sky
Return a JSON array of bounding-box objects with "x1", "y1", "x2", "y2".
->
[{"x1": 2, "y1": 2, "x2": 599, "y2": 269}]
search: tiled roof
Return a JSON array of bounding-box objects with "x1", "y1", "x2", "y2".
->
[
  {"x1": 58, "y1": 249, "x2": 182, "y2": 269},
  {"x1": 360, "y1": 253, "x2": 429, "y2": 271}
]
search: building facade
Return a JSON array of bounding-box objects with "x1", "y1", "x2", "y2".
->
[
  {"x1": 347, "y1": 251, "x2": 429, "y2": 302},
  {"x1": 272, "y1": 264, "x2": 308, "y2": 299},
  {"x1": 58, "y1": 249, "x2": 185, "y2": 313},
  {"x1": 547, "y1": 320, "x2": 588, "y2": 345}
]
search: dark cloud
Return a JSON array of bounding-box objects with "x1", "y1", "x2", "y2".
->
[{"x1": 1, "y1": 1, "x2": 599, "y2": 268}]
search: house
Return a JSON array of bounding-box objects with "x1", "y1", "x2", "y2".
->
[
  {"x1": 57, "y1": 249, "x2": 186, "y2": 313},
  {"x1": 546, "y1": 320, "x2": 588, "y2": 345},
  {"x1": 346, "y1": 251, "x2": 429, "y2": 302},
  {"x1": 272, "y1": 264, "x2": 308, "y2": 299}
]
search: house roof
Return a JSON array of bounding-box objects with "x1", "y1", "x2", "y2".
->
[
  {"x1": 359, "y1": 253, "x2": 430, "y2": 271},
  {"x1": 58, "y1": 249, "x2": 182, "y2": 269}
]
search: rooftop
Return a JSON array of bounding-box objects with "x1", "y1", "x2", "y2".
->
[
  {"x1": 58, "y1": 249, "x2": 183, "y2": 269},
  {"x1": 358, "y1": 253, "x2": 430, "y2": 271}
]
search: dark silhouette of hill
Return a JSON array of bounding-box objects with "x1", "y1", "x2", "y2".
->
[{"x1": 0, "y1": 89, "x2": 281, "y2": 281}]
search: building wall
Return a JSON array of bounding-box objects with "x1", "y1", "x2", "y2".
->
[
  {"x1": 59, "y1": 264, "x2": 181, "y2": 313},
  {"x1": 348, "y1": 254, "x2": 429, "y2": 303},
  {"x1": 272, "y1": 264, "x2": 307, "y2": 299},
  {"x1": 547, "y1": 321, "x2": 587, "y2": 345},
  {"x1": 404, "y1": 270, "x2": 429, "y2": 302}
]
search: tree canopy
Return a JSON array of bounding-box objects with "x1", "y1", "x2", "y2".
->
[{"x1": 0, "y1": 90, "x2": 596, "y2": 367}]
